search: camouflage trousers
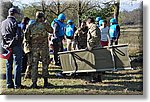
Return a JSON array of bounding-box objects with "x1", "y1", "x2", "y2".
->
[{"x1": 31, "y1": 47, "x2": 50, "y2": 83}]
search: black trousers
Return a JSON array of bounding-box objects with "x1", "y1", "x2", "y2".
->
[
  {"x1": 53, "y1": 37, "x2": 64, "y2": 65},
  {"x1": 110, "y1": 37, "x2": 118, "y2": 46},
  {"x1": 21, "y1": 52, "x2": 28, "y2": 73}
]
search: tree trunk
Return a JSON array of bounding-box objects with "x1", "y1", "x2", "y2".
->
[
  {"x1": 78, "y1": 0, "x2": 82, "y2": 27},
  {"x1": 41, "y1": 0, "x2": 46, "y2": 16},
  {"x1": 57, "y1": 0, "x2": 60, "y2": 15},
  {"x1": 114, "y1": 0, "x2": 120, "y2": 23}
]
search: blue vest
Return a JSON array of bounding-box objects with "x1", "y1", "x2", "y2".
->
[
  {"x1": 109, "y1": 24, "x2": 118, "y2": 38},
  {"x1": 51, "y1": 19, "x2": 66, "y2": 37},
  {"x1": 51, "y1": 18, "x2": 57, "y2": 28},
  {"x1": 66, "y1": 24, "x2": 75, "y2": 37}
]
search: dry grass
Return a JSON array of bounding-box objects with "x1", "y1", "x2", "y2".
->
[{"x1": 0, "y1": 59, "x2": 143, "y2": 95}]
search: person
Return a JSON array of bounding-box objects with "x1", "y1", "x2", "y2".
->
[
  {"x1": 99, "y1": 19, "x2": 104, "y2": 27},
  {"x1": 51, "y1": 13, "x2": 66, "y2": 66},
  {"x1": 24, "y1": 11, "x2": 53, "y2": 88},
  {"x1": 22, "y1": 20, "x2": 36, "y2": 79},
  {"x1": 86, "y1": 17, "x2": 101, "y2": 51},
  {"x1": 65, "y1": 19, "x2": 76, "y2": 51},
  {"x1": 0, "y1": 8, "x2": 23, "y2": 89},
  {"x1": 18, "y1": 17, "x2": 30, "y2": 32},
  {"x1": 18, "y1": 17, "x2": 31, "y2": 76},
  {"x1": 86, "y1": 17, "x2": 102, "y2": 83},
  {"x1": 95, "y1": 16, "x2": 101, "y2": 27},
  {"x1": 28, "y1": 19, "x2": 35, "y2": 25},
  {"x1": 74, "y1": 20, "x2": 88, "y2": 49},
  {"x1": 99, "y1": 20, "x2": 110, "y2": 47},
  {"x1": 109, "y1": 18, "x2": 120, "y2": 46}
]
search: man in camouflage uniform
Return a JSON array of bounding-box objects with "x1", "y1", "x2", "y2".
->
[
  {"x1": 86, "y1": 17, "x2": 101, "y2": 50},
  {"x1": 24, "y1": 11, "x2": 53, "y2": 88},
  {"x1": 86, "y1": 17, "x2": 102, "y2": 83},
  {"x1": 74, "y1": 20, "x2": 88, "y2": 49}
]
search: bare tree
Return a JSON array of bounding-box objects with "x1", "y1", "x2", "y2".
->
[
  {"x1": 45, "y1": 0, "x2": 73, "y2": 16},
  {"x1": 71, "y1": 0, "x2": 102, "y2": 26},
  {"x1": 114, "y1": 0, "x2": 120, "y2": 22}
]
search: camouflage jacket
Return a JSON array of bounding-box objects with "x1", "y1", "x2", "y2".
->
[
  {"x1": 87, "y1": 23, "x2": 101, "y2": 48},
  {"x1": 24, "y1": 21, "x2": 53, "y2": 53}
]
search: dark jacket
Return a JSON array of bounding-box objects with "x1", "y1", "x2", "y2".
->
[{"x1": 0, "y1": 16, "x2": 22, "y2": 48}]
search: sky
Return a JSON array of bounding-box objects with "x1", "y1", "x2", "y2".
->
[
  {"x1": 120, "y1": 0, "x2": 143, "y2": 11},
  {"x1": 11, "y1": 0, "x2": 143, "y2": 11}
]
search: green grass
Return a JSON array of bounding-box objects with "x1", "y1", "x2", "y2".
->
[{"x1": 0, "y1": 59, "x2": 143, "y2": 95}]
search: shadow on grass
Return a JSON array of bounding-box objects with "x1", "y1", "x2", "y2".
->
[
  {"x1": 1, "y1": 67, "x2": 143, "y2": 94},
  {"x1": 103, "y1": 81, "x2": 143, "y2": 92},
  {"x1": 103, "y1": 70, "x2": 143, "y2": 81},
  {"x1": 1, "y1": 83, "x2": 126, "y2": 92}
]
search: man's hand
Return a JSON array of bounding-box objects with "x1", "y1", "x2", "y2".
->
[{"x1": 85, "y1": 46, "x2": 93, "y2": 51}]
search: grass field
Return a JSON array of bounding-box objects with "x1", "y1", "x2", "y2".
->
[{"x1": 0, "y1": 59, "x2": 143, "y2": 95}]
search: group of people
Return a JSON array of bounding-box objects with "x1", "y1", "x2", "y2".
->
[{"x1": 0, "y1": 7, "x2": 120, "y2": 89}]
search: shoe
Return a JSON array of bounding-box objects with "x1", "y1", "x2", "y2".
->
[
  {"x1": 14, "y1": 85, "x2": 26, "y2": 89},
  {"x1": 6, "y1": 85, "x2": 14, "y2": 89}
]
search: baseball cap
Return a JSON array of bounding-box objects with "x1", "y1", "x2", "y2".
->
[{"x1": 8, "y1": 8, "x2": 20, "y2": 14}]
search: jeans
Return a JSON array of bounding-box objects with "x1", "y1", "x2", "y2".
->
[{"x1": 6, "y1": 46, "x2": 23, "y2": 88}]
